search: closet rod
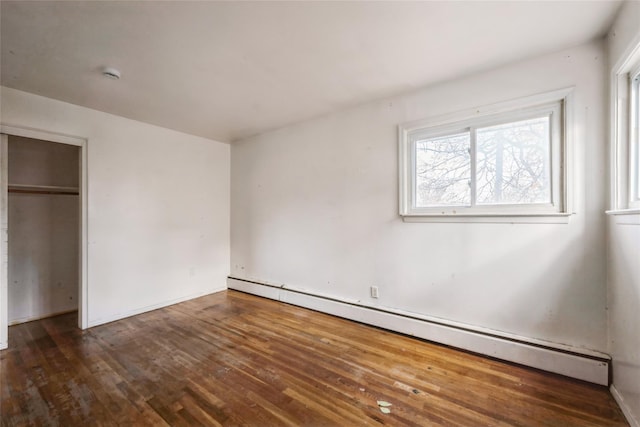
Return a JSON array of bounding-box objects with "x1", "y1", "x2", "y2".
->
[
  {"x1": 8, "y1": 184, "x2": 79, "y2": 196},
  {"x1": 8, "y1": 189, "x2": 79, "y2": 196}
]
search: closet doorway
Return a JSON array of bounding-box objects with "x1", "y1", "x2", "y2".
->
[{"x1": 0, "y1": 126, "x2": 88, "y2": 350}]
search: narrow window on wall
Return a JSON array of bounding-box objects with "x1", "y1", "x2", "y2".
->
[
  {"x1": 611, "y1": 42, "x2": 640, "y2": 212},
  {"x1": 399, "y1": 89, "x2": 572, "y2": 219},
  {"x1": 630, "y1": 66, "x2": 640, "y2": 208}
]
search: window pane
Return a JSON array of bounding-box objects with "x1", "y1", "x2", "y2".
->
[
  {"x1": 415, "y1": 132, "x2": 470, "y2": 207},
  {"x1": 476, "y1": 117, "x2": 551, "y2": 205},
  {"x1": 634, "y1": 74, "x2": 640, "y2": 201}
]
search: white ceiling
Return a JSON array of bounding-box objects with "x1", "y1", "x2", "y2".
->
[{"x1": 0, "y1": 1, "x2": 623, "y2": 143}]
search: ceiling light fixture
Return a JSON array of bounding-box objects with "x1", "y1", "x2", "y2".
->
[{"x1": 102, "y1": 67, "x2": 121, "y2": 80}]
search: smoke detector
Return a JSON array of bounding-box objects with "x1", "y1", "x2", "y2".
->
[{"x1": 102, "y1": 67, "x2": 121, "y2": 80}]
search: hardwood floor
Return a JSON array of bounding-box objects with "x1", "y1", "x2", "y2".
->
[{"x1": 0, "y1": 290, "x2": 628, "y2": 426}]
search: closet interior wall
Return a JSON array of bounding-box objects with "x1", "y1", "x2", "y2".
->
[{"x1": 8, "y1": 136, "x2": 79, "y2": 325}]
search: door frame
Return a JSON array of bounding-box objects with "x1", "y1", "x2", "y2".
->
[{"x1": 0, "y1": 124, "x2": 88, "y2": 349}]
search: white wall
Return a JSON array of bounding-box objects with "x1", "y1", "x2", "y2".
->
[
  {"x1": 607, "y1": 1, "x2": 640, "y2": 424},
  {"x1": 232, "y1": 41, "x2": 608, "y2": 354},
  {"x1": 1, "y1": 86, "x2": 230, "y2": 327},
  {"x1": 8, "y1": 136, "x2": 79, "y2": 324}
]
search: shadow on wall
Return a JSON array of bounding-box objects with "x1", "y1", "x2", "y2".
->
[
  {"x1": 384, "y1": 221, "x2": 605, "y2": 352},
  {"x1": 608, "y1": 217, "x2": 640, "y2": 415},
  {"x1": 234, "y1": 212, "x2": 606, "y2": 353}
]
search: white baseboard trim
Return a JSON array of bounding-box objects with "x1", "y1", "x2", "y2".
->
[
  {"x1": 0, "y1": 340, "x2": 6, "y2": 350},
  {"x1": 9, "y1": 308, "x2": 78, "y2": 326},
  {"x1": 228, "y1": 277, "x2": 609, "y2": 386},
  {"x1": 87, "y1": 286, "x2": 227, "y2": 328},
  {"x1": 611, "y1": 385, "x2": 640, "y2": 427}
]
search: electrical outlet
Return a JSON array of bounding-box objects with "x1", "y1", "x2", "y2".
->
[{"x1": 370, "y1": 286, "x2": 379, "y2": 298}]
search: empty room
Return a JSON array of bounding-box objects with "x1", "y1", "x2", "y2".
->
[{"x1": 0, "y1": 1, "x2": 639, "y2": 425}]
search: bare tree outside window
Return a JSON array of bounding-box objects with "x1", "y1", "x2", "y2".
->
[
  {"x1": 415, "y1": 132, "x2": 470, "y2": 207},
  {"x1": 476, "y1": 117, "x2": 551, "y2": 205},
  {"x1": 400, "y1": 91, "x2": 570, "y2": 217},
  {"x1": 413, "y1": 116, "x2": 552, "y2": 208}
]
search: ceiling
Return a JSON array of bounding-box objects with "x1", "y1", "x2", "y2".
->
[{"x1": 0, "y1": 1, "x2": 623, "y2": 143}]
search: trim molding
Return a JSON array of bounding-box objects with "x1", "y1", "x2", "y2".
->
[
  {"x1": 0, "y1": 124, "x2": 89, "y2": 336},
  {"x1": 611, "y1": 385, "x2": 640, "y2": 427},
  {"x1": 9, "y1": 309, "x2": 78, "y2": 326},
  {"x1": 228, "y1": 277, "x2": 610, "y2": 386},
  {"x1": 606, "y1": 208, "x2": 640, "y2": 216},
  {"x1": 87, "y1": 286, "x2": 227, "y2": 328},
  {"x1": 0, "y1": 135, "x2": 6, "y2": 351}
]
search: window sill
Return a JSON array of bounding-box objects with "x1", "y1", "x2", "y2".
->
[
  {"x1": 402, "y1": 213, "x2": 572, "y2": 224},
  {"x1": 605, "y1": 208, "x2": 640, "y2": 216},
  {"x1": 605, "y1": 208, "x2": 640, "y2": 225}
]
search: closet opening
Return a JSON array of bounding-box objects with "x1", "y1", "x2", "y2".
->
[
  {"x1": 0, "y1": 126, "x2": 88, "y2": 350},
  {"x1": 8, "y1": 135, "x2": 79, "y2": 326}
]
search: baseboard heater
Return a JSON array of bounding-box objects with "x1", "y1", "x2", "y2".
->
[{"x1": 227, "y1": 276, "x2": 610, "y2": 386}]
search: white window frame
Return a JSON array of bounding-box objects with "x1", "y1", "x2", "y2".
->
[
  {"x1": 399, "y1": 88, "x2": 574, "y2": 222},
  {"x1": 629, "y1": 64, "x2": 640, "y2": 209},
  {"x1": 609, "y1": 40, "x2": 640, "y2": 214}
]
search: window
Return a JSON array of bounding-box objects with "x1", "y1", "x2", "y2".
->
[
  {"x1": 630, "y1": 65, "x2": 640, "y2": 208},
  {"x1": 399, "y1": 89, "x2": 572, "y2": 219},
  {"x1": 610, "y1": 43, "x2": 640, "y2": 213}
]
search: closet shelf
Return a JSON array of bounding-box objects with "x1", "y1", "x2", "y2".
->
[{"x1": 8, "y1": 184, "x2": 79, "y2": 195}]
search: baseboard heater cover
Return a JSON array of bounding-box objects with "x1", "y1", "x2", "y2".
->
[{"x1": 227, "y1": 277, "x2": 609, "y2": 386}]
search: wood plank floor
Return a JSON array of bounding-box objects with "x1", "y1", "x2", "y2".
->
[{"x1": 0, "y1": 290, "x2": 628, "y2": 426}]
